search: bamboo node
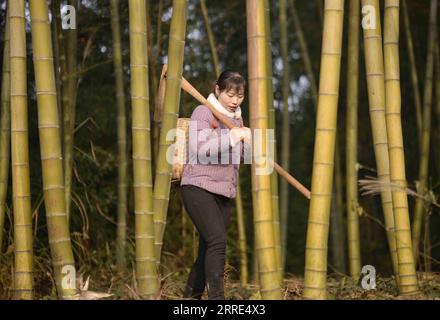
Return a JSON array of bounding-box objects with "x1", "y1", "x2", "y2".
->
[
  {"x1": 48, "y1": 237, "x2": 71, "y2": 244},
  {"x1": 135, "y1": 235, "x2": 155, "y2": 240},
  {"x1": 307, "y1": 219, "x2": 330, "y2": 226}
]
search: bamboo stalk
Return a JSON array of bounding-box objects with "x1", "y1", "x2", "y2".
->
[
  {"x1": 290, "y1": 0, "x2": 318, "y2": 106},
  {"x1": 384, "y1": 0, "x2": 418, "y2": 294},
  {"x1": 346, "y1": 0, "x2": 361, "y2": 279},
  {"x1": 412, "y1": 0, "x2": 437, "y2": 264},
  {"x1": 402, "y1": 0, "x2": 422, "y2": 141},
  {"x1": 235, "y1": 178, "x2": 249, "y2": 286},
  {"x1": 110, "y1": 0, "x2": 128, "y2": 273},
  {"x1": 330, "y1": 143, "x2": 346, "y2": 274},
  {"x1": 246, "y1": 0, "x2": 281, "y2": 300},
  {"x1": 361, "y1": 0, "x2": 399, "y2": 277},
  {"x1": 279, "y1": 0, "x2": 291, "y2": 279},
  {"x1": 129, "y1": 0, "x2": 159, "y2": 299},
  {"x1": 200, "y1": 0, "x2": 221, "y2": 78},
  {"x1": 9, "y1": 0, "x2": 34, "y2": 299},
  {"x1": 153, "y1": 0, "x2": 189, "y2": 266},
  {"x1": 63, "y1": 0, "x2": 79, "y2": 222},
  {"x1": 303, "y1": 0, "x2": 344, "y2": 300},
  {"x1": 435, "y1": 44, "x2": 440, "y2": 192},
  {"x1": 30, "y1": 0, "x2": 78, "y2": 299},
  {"x1": 263, "y1": 0, "x2": 282, "y2": 287},
  {"x1": 0, "y1": 13, "x2": 11, "y2": 253}
]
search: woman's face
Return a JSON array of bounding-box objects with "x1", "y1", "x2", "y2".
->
[{"x1": 215, "y1": 85, "x2": 245, "y2": 113}]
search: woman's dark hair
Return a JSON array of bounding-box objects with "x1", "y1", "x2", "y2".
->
[{"x1": 213, "y1": 71, "x2": 246, "y2": 94}]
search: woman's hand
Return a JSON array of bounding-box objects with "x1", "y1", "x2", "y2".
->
[{"x1": 230, "y1": 127, "x2": 251, "y2": 147}]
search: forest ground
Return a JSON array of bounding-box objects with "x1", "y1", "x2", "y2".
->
[{"x1": 2, "y1": 251, "x2": 439, "y2": 300}]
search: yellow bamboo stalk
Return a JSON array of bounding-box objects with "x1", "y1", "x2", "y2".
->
[
  {"x1": 110, "y1": 0, "x2": 128, "y2": 273},
  {"x1": 264, "y1": 0, "x2": 282, "y2": 286},
  {"x1": 412, "y1": 0, "x2": 437, "y2": 264},
  {"x1": 30, "y1": 0, "x2": 79, "y2": 299},
  {"x1": 9, "y1": 0, "x2": 34, "y2": 299},
  {"x1": 402, "y1": 0, "x2": 422, "y2": 141},
  {"x1": 0, "y1": 14, "x2": 11, "y2": 252},
  {"x1": 235, "y1": 178, "x2": 249, "y2": 286},
  {"x1": 279, "y1": 0, "x2": 291, "y2": 278},
  {"x1": 246, "y1": 0, "x2": 281, "y2": 300},
  {"x1": 153, "y1": 0, "x2": 189, "y2": 266},
  {"x1": 346, "y1": 0, "x2": 361, "y2": 279},
  {"x1": 129, "y1": 0, "x2": 159, "y2": 299},
  {"x1": 361, "y1": 0, "x2": 399, "y2": 277},
  {"x1": 303, "y1": 0, "x2": 344, "y2": 300},
  {"x1": 384, "y1": 0, "x2": 418, "y2": 294}
]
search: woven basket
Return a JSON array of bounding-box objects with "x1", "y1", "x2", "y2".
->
[{"x1": 172, "y1": 118, "x2": 190, "y2": 180}]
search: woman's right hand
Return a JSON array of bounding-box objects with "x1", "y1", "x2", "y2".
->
[{"x1": 230, "y1": 127, "x2": 251, "y2": 147}]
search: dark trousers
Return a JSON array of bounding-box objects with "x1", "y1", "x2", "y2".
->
[{"x1": 181, "y1": 185, "x2": 231, "y2": 299}]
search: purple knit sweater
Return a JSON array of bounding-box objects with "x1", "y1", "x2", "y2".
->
[{"x1": 180, "y1": 105, "x2": 244, "y2": 198}]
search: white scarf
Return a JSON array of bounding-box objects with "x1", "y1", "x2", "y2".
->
[{"x1": 207, "y1": 93, "x2": 242, "y2": 119}]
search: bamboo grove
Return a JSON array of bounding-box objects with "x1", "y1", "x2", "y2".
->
[{"x1": 0, "y1": 0, "x2": 440, "y2": 300}]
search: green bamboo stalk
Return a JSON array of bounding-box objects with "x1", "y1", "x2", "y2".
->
[
  {"x1": 423, "y1": 212, "x2": 431, "y2": 272},
  {"x1": 330, "y1": 145, "x2": 346, "y2": 274},
  {"x1": 433, "y1": 44, "x2": 440, "y2": 271},
  {"x1": 110, "y1": 0, "x2": 128, "y2": 273},
  {"x1": 129, "y1": 0, "x2": 159, "y2": 299},
  {"x1": 436, "y1": 44, "x2": 440, "y2": 198},
  {"x1": 56, "y1": 0, "x2": 68, "y2": 152},
  {"x1": 412, "y1": 0, "x2": 437, "y2": 265},
  {"x1": 236, "y1": 178, "x2": 249, "y2": 286},
  {"x1": 402, "y1": 0, "x2": 422, "y2": 141},
  {"x1": 345, "y1": 0, "x2": 361, "y2": 279},
  {"x1": 246, "y1": 0, "x2": 282, "y2": 300},
  {"x1": 29, "y1": 0, "x2": 78, "y2": 299},
  {"x1": 290, "y1": 0, "x2": 318, "y2": 106},
  {"x1": 263, "y1": 0, "x2": 282, "y2": 286},
  {"x1": 384, "y1": 0, "x2": 418, "y2": 294},
  {"x1": 278, "y1": 0, "x2": 290, "y2": 276},
  {"x1": 63, "y1": 0, "x2": 79, "y2": 222},
  {"x1": 9, "y1": 0, "x2": 34, "y2": 299},
  {"x1": 361, "y1": 0, "x2": 399, "y2": 277},
  {"x1": 303, "y1": 0, "x2": 344, "y2": 300},
  {"x1": 200, "y1": 0, "x2": 221, "y2": 77},
  {"x1": 153, "y1": 0, "x2": 189, "y2": 266},
  {"x1": 0, "y1": 14, "x2": 11, "y2": 253}
]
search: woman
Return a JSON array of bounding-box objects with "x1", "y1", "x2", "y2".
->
[{"x1": 180, "y1": 71, "x2": 251, "y2": 300}]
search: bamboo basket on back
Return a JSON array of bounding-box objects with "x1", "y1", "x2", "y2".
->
[{"x1": 172, "y1": 117, "x2": 190, "y2": 180}]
